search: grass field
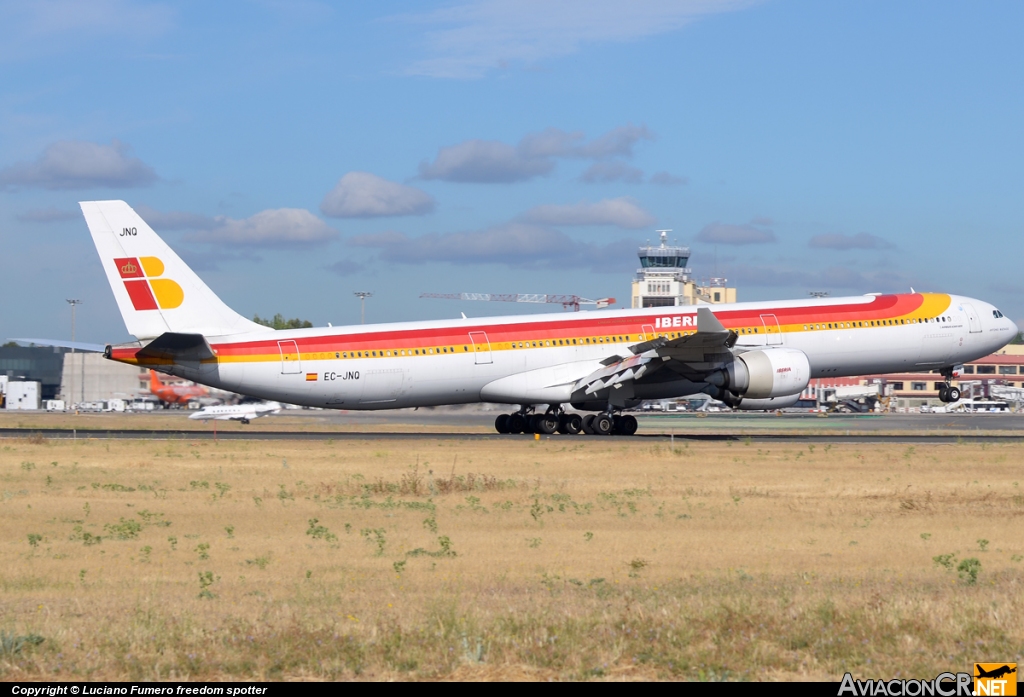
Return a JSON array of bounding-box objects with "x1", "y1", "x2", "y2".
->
[{"x1": 1, "y1": 434, "x2": 1022, "y2": 680}]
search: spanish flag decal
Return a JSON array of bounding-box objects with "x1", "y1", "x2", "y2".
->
[
  {"x1": 305, "y1": 373, "x2": 318, "y2": 381},
  {"x1": 114, "y1": 257, "x2": 184, "y2": 311}
]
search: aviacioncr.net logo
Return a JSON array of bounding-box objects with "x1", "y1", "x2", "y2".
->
[
  {"x1": 839, "y1": 672, "x2": 974, "y2": 696},
  {"x1": 114, "y1": 256, "x2": 183, "y2": 311}
]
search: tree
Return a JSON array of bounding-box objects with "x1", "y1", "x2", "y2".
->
[
  {"x1": 1011, "y1": 331, "x2": 1024, "y2": 345},
  {"x1": 253, "y1": 314, "x2": 313, "y2": 330},
  {"x1": 2, "y1": 341, "x2": 19, "y2": 347}
]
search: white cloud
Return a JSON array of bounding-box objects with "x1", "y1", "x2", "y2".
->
[
  {"x1": 697, "y1": 221, "x2": 776, "y2": 245},
  {"x1": 326, "y1": 259, "x2": 363, "y2": 276},
  {"x1": 320, "y1": 172, "x2": 435, "y2": 218},
  {"x1": 135, "y1": 204, "x2": 217, "y2": 231},
  {"x1": 0, "y1": 140, "x2": 157, "y2": 190},
  {"x1": 808, "y1": 232, "x2": 893, "y2": 250},
  {"x1": 420, "y1": 124, "x2": 652, "y2": 183},
  {"x1": 15, "y1": 206, "x2": 79, "y2": 223},
  {"x1": 350, "y1": 223, "x2": 636, "y2": 272},
  {"x1": 418, "y1": 139, "x2": 554, "y2": 183},
  {"x1": 575, "y1": 124, "x2": 653, "y2": 158},
  {"x1": 0, "y1": 0, "x2": 174, "y2": 61},
  {"x1": 519, "y1": 197, "x2": 655, "y2": 229},
  {"x1": 186, "y1": 208, "x2": 338, "y2": 247},
  {"x1": 400, "y1": 0, "x2": 760, "y2": 78},
  {"x1": 732, "y1": 263, "x2": 913, "y2": 293},
  {"x1": 650, "y1": 171, "x2": 687, "y2": 186},
  {"x1": 579, "y1": 161, "x2": 644, "y2": 184}
]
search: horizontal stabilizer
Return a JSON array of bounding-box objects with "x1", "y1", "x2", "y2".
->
[
  {"x1": 9, "y1": 338, "x2": 107, "y2": 352},
  {"x1": 135, "y1": 332, "x2": 215, "y2": 362}
]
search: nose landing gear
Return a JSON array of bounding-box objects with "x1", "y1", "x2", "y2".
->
[{"x1": 937, "y1": 366, "x2": 962, "y2": 403}]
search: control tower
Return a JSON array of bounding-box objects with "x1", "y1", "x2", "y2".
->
[{"x1": 631, "y1": 230, "x2": 737, "y2": 308}]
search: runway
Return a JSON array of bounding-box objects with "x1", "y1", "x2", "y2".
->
[
  {"x1": 2, "y1": 427, "x2": 1022, "y2": 444},
  {"x1": 1, "y1": 409, "x2": 1021, "y2": 443}
]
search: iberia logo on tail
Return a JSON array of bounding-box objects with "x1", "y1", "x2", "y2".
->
[{"x1": 114, "y1": 257, "x2": 183, "y2": 310}]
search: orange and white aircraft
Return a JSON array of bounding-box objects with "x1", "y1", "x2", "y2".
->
[
  {"x1": 82, "y1": 201, "x2": 1019, "y2": 436},
  {"x1": 148, "y1": 369, "x2": 209, "y2": 406}
]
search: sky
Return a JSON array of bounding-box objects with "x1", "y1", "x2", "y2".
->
[{"x1": 1, "y1": 0, "x2": 1022, "y2": 344}]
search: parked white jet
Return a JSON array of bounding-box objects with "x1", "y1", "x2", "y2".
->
[
  {"x1": 80, "y1": 201, "x2": 1019, "y2": 436},
  {"x1": 188, "y1": 402, "x2": 281, "y2": 424}
]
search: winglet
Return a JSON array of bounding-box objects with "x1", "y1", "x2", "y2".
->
[{"x1": 697, "y1": 307, "x2": 727, "y2": 333}]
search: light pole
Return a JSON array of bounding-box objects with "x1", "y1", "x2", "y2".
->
[
  {"x1": 353, "y1": 291, "x2": 372, "y2": 325},
  {"x1": 66, "y1": 299, "x2": 82, "y2": 406}
]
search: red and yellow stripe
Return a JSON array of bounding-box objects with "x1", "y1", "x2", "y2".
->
[{"x1": 108, "y1": 293, "x2": 951, "y2": 367}]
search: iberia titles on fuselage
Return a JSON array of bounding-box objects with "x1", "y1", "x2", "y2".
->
[{"x1": 82, "y1": 201, "x2": 1019, "y2": 435}]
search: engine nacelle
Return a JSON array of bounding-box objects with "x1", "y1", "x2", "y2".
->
[
  {"x1": 733, "y1": 393, "x2": 802, "y2": 411},
  {"x1": 710, "y1": 348, "x2": 810, "y2": 400}
]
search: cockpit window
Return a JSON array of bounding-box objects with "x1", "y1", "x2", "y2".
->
[{"x1": 993, "y1": 310, "x2": 1004, "y2": 318}]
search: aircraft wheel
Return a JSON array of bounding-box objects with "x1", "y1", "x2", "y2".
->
[
  {"x1": 593, "y1": 414, "x2": 614, "y2": 436},
  {"x1": 581, "y1": 414, "x2": 597, "y2": 435},
  {"x1": 507, "y1": 413, "x2": 526, "y2": 434},
  {"x1": 536, "y1": 413, "x2": 558, "y2": 434},
  {"x1": 937, "y1": 385, "x2": 950, "y2": 403},
  {"x1": 618, "y1": 414, "x2": 639, "y2": 436},
  {"x1": 946, "y1": 386, "x2": 961, "y2": 402},
  {"x1": 559, "y1": 413, "x2": 583, "y2": 435},
  {"x1": 527, "y1": 414, "x2": 542, "y2": 433},
  {"x1": 495, "y1": 414, "x2": 511, "y2": 434},
  {"x1": 240, "y1": 418, "x2": 249, "y2": 425}
]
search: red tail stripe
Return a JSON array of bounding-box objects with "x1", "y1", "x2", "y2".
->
[{"x1": 123, "y1": 279, "x2": 158, "y2": 311}]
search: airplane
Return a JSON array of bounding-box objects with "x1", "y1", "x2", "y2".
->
[
  {"x1": 188, "y1": 401, "x2": 281, "y2": 424},
  {"x1": 975, "y1": 665, "x2": 1016, "y2": 680},
  {"x1": 80, "y1": 200, "x2": 1019, "y2": 436},
  {"x1": 148, "y1": 369, "x2": 209, "y2": 406}
]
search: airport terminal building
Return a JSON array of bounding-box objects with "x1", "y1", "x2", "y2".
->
[
  {"x1": 804, "y1": 343, "x2": 1024, "y2": 410},
  {"x1": 0, "y1": 345, "x2": 145, "y2": 403}
]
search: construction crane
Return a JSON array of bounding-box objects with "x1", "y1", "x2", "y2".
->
[{"x1": 420, "y1": 292, "x2": 616, "y2": 312}]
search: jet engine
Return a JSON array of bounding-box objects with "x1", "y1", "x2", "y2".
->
[
  {"x1": 706, "y1": 348, "x2": 810, "y2": 407},
  {"x1": 731, "y1": 393, "x2": 802, "y2": 411}
]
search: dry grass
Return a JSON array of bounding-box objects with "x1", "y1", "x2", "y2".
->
[{"x1": 1, "y1": 435, "x2": 1023, "y2": 680}]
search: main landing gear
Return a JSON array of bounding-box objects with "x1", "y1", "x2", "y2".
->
[{"x1": 494, "y1": 406, "x2": 638, "y2": 436}]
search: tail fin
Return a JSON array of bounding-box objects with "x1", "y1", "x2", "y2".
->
[
  {"x1": 149, "y1": 370, "x2": 163, "y2": 392},
  {"x1": 80, "y1": 200, "x2": 264, "y2": 340}
]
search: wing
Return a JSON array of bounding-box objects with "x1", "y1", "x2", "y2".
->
[
  {"x1": 480, "y1": 307, "x2": 740, "y2": 406},
  {"x1": 572, "y1": 307, "x2": 738, "y2": 405}
]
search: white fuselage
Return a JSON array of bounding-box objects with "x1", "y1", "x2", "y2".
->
[{"x1": 130, "y1": 293, "x2": 1017, "y2": 410}]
